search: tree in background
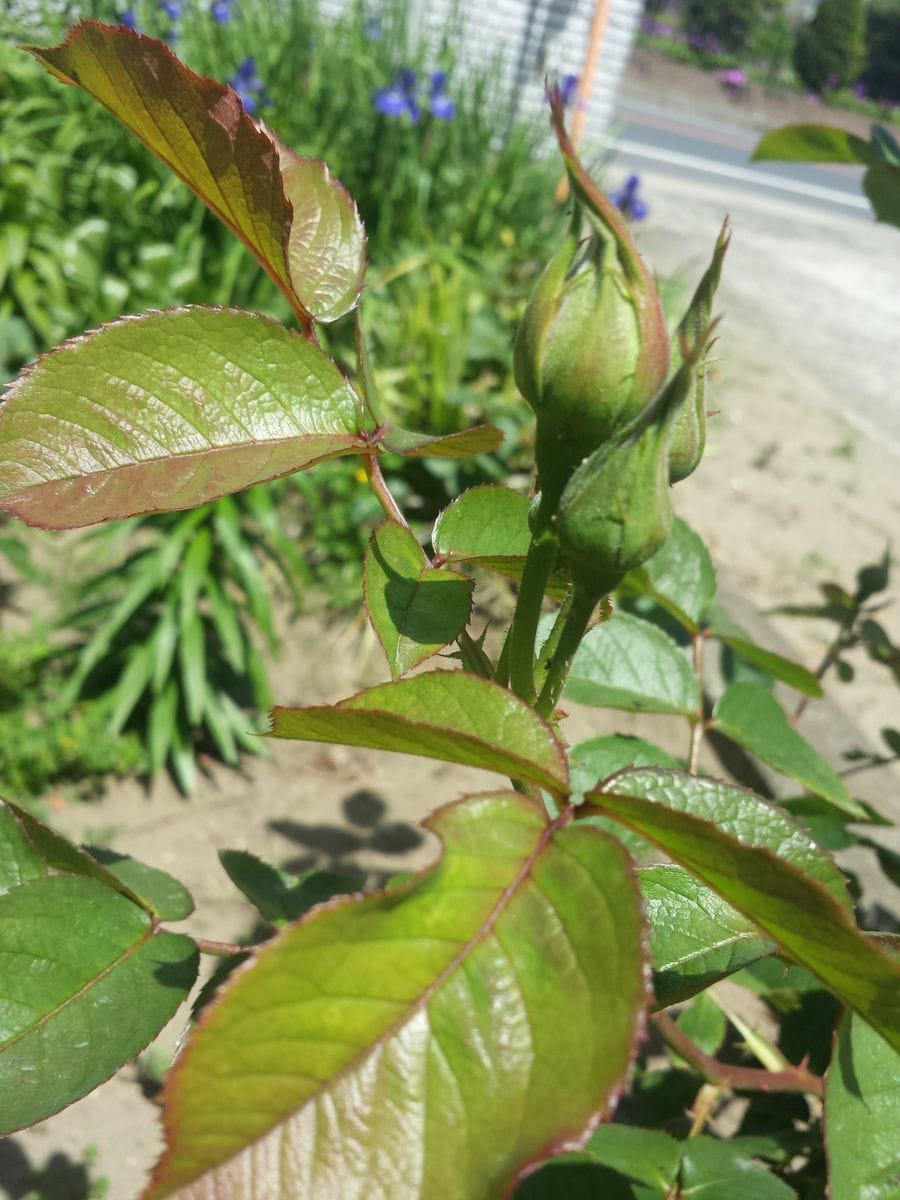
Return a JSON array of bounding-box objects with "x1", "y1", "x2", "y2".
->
[
  {"x1": 861, "y1": 0, "x2": 900, "y2": 103},
  {"x1": 793, "y1": 0, "x2": 866, "y2": 93},
  {"x1": 684, "y1": 0, "x2": 786, "y2": 55}
]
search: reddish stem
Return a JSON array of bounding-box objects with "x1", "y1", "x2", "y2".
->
[{"x1": 652, "y1": 1011, "x2": 824, "y2": 1097}]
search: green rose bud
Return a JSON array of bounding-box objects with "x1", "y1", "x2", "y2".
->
[
  {"x1": 515, "y1": 98, "x2": 671, "y2": 518},
  {"x1": 668, "y1": 220, "x2": 729, "y2": 483},
  {"x1": 556, "y1": 326, "x2": 713, "y2": 600}
]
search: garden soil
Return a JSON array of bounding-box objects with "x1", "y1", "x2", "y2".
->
[{"x1": 3, "y1": 51, "x2": 900, "y2": 1200}]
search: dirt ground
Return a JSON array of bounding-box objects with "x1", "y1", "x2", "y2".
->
[{"x1": 3, "y1": 51, "x2": 900, "y2": 1200}]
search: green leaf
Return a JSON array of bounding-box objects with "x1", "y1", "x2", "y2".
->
[
  {"x1": 639, "y1": 865, "x2": 774, "y2": 1006},
  {"x1": 621, "y1": 517, "x2": 715, "y2": 631},
  {"x1": 269, "y1": 670, "x2": 569, "y2": 793},
  {"x1": 432, "y1": 485, "x2": 569, "y2": 596},
  {"x1": 587, "y1": 1124, "x2": 681, "y2": 1193},
  {"x1": 0, "y1": 874, "x2": 197, "y2": 1133},
  {"x1": 864, "y1": 161, "x2": 900, "y2": 229},
  {"x1": 565, "y1": 613, "x2": 700, "y2": 717},
  {"x1": 570, "y1": 735, "x2": 680, "y2": 799},
  {"x1": 378, "y1": 422, "x2": 502, "y2": 459},
  {"x1": 0, "y1": 802, "x2": 46, "y2": 895},
  {"x1": 752, "y1": 123, "x2": 876, "y2": 166},
  {"x1": 218, "y1": 851, "x2": 359, "y2": 925},
  {"x1": 676, "y1": 991, "x2": 727, "y2": 1056},
  {"x1": 87, "y1": 847, "x2": 194, "y2": 922},
  {"x1": 3, "y1": 800, "x2": 161, "y2": 914},
  {"x1": 433, "y1": 484, "x2": 531, "y2": 566},
  {"x1": 363, "y1": 521, "x2": 473, "y2": 678},
  {"x1": 826, "y1": 1013, "x2": 900, "y2": 1200},
  {"x1": 179, "y1": 609, "x2": 207, "y2": 726},
  {"x1": 146, "y1": 794, "x2": 647, "y2": 1199},
  {"x1": 714, "y1": 633, "x2": 823, "y2": 697},
  {"x1": 587, "y1": 769, "x2": 900, "y2": 1049},
  {"x1": 712, "y1": 683, "x2": 863, "y2": 817},
  {"x1": 30, "y1": 24, "x2": 365, "y2": 322},
  {"x1": 679, "y1": 1135, "x2": 795, "y2": 1199},
  {"x1": 0, "y1": 308, "x2": 367, "y2": 529},
  {"x1": 512, "y1": 1159, "x2": 640, "y2": 1199}
]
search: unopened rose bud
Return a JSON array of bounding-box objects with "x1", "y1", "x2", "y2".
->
[
  {"x1": 556, "y1": 326, "x2": 714, "y2": 599},
  {"x1": 515, "y1": 94, "x2": 670, "y2": 518}
]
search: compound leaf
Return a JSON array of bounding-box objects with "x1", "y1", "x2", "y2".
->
[
  {"x1": 269, "y1": 670, "x2": 569, "y2": 793},
  {"x1": 145, "y1": 794, "x2": 648, "y2": 1199},
  {"x1": 0, "y1": 308, "x2": 366, "y2": 529}
]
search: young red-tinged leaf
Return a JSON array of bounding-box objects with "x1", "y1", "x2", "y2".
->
[
  {"x1": 826, "y1": 1013, "x2": 900, "y2": 1200},
  {"x1": 29, "y1": 24, "x2": 364, "y2": 323},
  {"x1": 0, "y1": 308, "x2": 367, "y2": 529},
  {"x1": 363, "y1": 521, "x2": 472, "y2": 678},
  {"x1": 144, "y1": 793, "x2": 648, "y2": 1199},
  {"x1": 587, "y1": 769, "x2": 900, "y2": 1049},
  {"x1": 269, "y1": 670, "x2": 569, "y2": 793},
  {"x1": 378, "y1": 422, "x2": 503, "y2": 459},
  {"x1": 274, "y1": 141, "x2": 366, "y2": 322},
  {"x1": 0, "y1": 874, "x2": 197, "y2": 1133},
  {"x1": 712, "y1": 683, "x2": 863, "y2": 817}
]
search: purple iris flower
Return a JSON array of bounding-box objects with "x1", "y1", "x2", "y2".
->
[
  {"x1": 161, "y1": 0, "x2": 180, "y2": 18},
  {"x1": 429, "y1": 71, "x2": 454, "y2": 119},
  {"x1": 559, "y1": 73, "x2": 579, "y2": 106},
  {"x1": 611, "y1": 174, "x2": 648, "y2": 222},
  {"x1": 211, "y1": 0, "x2": 231, "y2": 23},
  {"x1": 365, "y1": 15, "x2": 382, "y2": 41},
  {"x1": 229, "y1": 57, "x2": 266, "y2": 114},
  {"x1": 120, "y1": 9, "x2": 139, "y2": 29},
  {"x1": 373, "y1": 69, "x2": 420, "y2": 122}
]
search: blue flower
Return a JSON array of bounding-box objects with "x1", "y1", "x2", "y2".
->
[
  {"x1": 611, "y1": 174, "x2": 648, "y2": 221},
  {"x1": 365, "y1": 15, "x2": 382, "y2": 41},
  {"x1": 161, "y1": 0, "x2": 180, "y2": 18},
  {"x1": 429, "y1": 70, "x2": 454, "y2": 119},
  {"x1": 120, "y1": 9, "x2": 139, "y2": 29},
  {"x1": 211, "y1": 0, "x2": 231, "y2": 23},
  {"x1": 373, "y1": 69, "x2": 420, "y2": 122},
  {"x1": 229, "y1": 57, "x2": 267, "y2": 114},
  {"x1": 559, "y1": 73, "x2": 579, "y2": 106}
]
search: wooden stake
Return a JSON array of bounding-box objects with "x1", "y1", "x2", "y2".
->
[{"x1": 554, "y1": 0, "x2": 613, "y2": 203}]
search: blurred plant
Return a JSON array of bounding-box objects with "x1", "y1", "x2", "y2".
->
[
  {"x1": 59, "y1": 486, "x2": 310, "y2": 792},
  {"x1": 773, "y1": 551, "x2": 898, "y2": 713},
  {"x1": 793, "y1": 0, "x2": 866, "y2": 95},
  {"x1": 684, "y1": 0, "x2": 787, "y2": 56}
]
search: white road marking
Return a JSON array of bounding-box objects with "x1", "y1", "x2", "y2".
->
[{"x1": 615, "y1": 138, "x2": 870, "y2": 210}]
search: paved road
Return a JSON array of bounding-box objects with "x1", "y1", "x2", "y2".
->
[
  {"x1": 610, "y1": 99, "x2": 870, "y2": 220},
  {"x1": 600, "y1": 99, "x2": 899, "y2": 453}
]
